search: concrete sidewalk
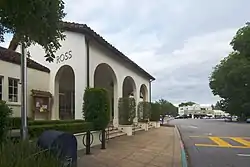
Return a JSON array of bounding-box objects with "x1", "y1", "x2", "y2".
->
[{"x1": 78, "y1": 127, "x2": 182, "y2": 167}]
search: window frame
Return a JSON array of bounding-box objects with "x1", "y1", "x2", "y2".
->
[{"x1": 8, "y1": 77, "x2": 19, "y2": 103}]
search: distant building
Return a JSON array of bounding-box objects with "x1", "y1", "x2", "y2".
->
[{"x1": 178, "y1": 104, "x2": 227, "y2": 118}]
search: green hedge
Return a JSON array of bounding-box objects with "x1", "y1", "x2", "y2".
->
[
  {"x1": 118, "y1": 97, "x2": 136, "y2": 125},
  {"x1": 83, "y1": 88, "x2": 110, "y2": 130},
  {"x1": 0, "y1": 101, "x2": 12, "y2": 144},
  {"x1": 9, "y1": 117, "x2": 85, "y2": 129},
  {"x1": 28, "y1": 122, "x2": 93, "y2": 139},
  {"x1": 150, "y1": 103, "x2": 161, "y2": 121},
  {"x1": 137, "y1": 102, "x2": 151, "y2": 122}
]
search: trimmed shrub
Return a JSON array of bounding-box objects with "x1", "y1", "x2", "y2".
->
[
  {"x1": 29, "y1": 119, "x2": 85, "y2": 126},
  {"x1": 9, "y1": 118, "x2": 85, "y2": 129},
  {"x1": 137, "y1": 102, "x2": 151, "y2": 122},
  {"x1": 83, "y1": 88, "x2": 110, "y2": 130},
  {"x1": 0, "y1": 101, "x2": 12, "y2": 144},
  {"x1": 9, "y1": 117, "x2": 31, "y2": 129},
  {"x1": 0, "y1": 140, "x2": 61, "y2": 167},
  {"x1": 150, "y1": 102, "x2": 161, "y2": 121},
  {"x1": 28, "y1": 122, "x2": 93, "y2": 139},
  {"x1": 118, "y1": 97, "x2": 136, "y2": 125}
]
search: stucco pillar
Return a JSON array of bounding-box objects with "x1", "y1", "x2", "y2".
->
[
  {"x1": 134, "y1": 87, "x2": 140, "y2": 123},
  {"x1": 51, "y1": 79, "x2": 59, "y2": 120},
  {"x1": 113, "y1": 81, "x2": 121, "y2": 128},
  {"x1": 74, "y1": 72, "x2": 86, "y2": 120}
]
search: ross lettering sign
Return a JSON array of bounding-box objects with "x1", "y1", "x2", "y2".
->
[{"x1": 56, "y1": 50, "x2": 72, "y2": 64}]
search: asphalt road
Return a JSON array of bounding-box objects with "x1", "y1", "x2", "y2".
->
[{"x1": 169, "y1": 119, "x2": 250, "y2": 167}]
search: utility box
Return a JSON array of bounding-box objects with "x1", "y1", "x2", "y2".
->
[{"x1": 37, "y1": 130, "x2": 77, "y2": 167}]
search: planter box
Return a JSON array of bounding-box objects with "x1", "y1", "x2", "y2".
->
[
  {"x1": 118, "y1": 125, "x2": 133, "y2": 136},
  {"x1": 156, "y1": 122, "x2": 161, "y2": 128},
  {"x1": 138, "y1": 122, "x2": 149, "y2": 131},
  {"x1": 150, "y1": 121, "x2": 161, "y2": 128},
  {"x1": 74, "y1": 131, "x2": 101, "y2": 151}
]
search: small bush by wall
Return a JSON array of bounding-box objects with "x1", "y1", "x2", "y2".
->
[
  {"x1": 0, "y1": 101, "x2": 12, "y2": 144},
  {"x1": 1, "y1": 140, "x2": 61, "y2": 167},
  {"x1": 137, "y1": 101, "x2": 151, "y2": 122},
  {"x1": 83, "y1": 88, "x2": 110, "y2": 130},
  {"x1": 118, "y1": 97, "x2": 136, "y2": 125},
  {"x1": 28, "y1": 122, "x2": 93, "y2": 139},
  {"x1": 150, "y1": 103, "x2": 161, "y2": 121}
]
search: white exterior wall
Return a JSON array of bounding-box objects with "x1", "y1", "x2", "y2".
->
[
  {"x1": 16, "y1": 30, "x2": 151, "y2": 122},
  {"x1": 0, "y1": 60, "x2": 50, "y2": 118},
  {"x1": 89, "y1": 41, "x2": 150, "y2": 127},
  {"x1": 17, "y1": 31, "x2": 87, "y2": 120}
]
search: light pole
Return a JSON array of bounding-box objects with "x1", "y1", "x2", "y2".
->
[{"x1": 21, "y1": 42, "x2": 28, "y2": 140}]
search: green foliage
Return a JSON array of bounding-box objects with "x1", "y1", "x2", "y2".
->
[
  {"x1": 156, "y1": 99, "x2": 178, "y2": 117},
  {"x1": 209, "y1": 23, "x2": 250, "y2": 118},
  {"x1": 178, "y1": 101, "x2": 196, "y2": 107},
  {"x1": 137, "y1": 102, "x2": 151, "y2": 122},
  {"x1": 230, "y1": 23, "x2": 250, "y2": 56},
  {"x1": 83, "y1": 88, "x2": 110, "y2": 130},
  {"x1": 0, "y1": 140, "x2": 61, "y2": 167},
  {"x1": 28, "y1": 122, "x2": 93, "y2": 139},
  {"x1": 118, "y1": 97, "x2": 136, "y2": 125},
  {"x1": 150, "y1": 102, "x2": 161, "y2": 121},
  {"x1": 9, "y1": 117, "x2": 85, "y2": 129},
  {"x1": 0, "y1": 0, "x2": 66, "y2": 62},
  {"x1": 0, "y1": 101, "x2": 12, "y2": 144}
]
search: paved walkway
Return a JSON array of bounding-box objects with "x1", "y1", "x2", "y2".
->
[{"x1": 78, "y1": 127, "x2": 182, "y2": 167}]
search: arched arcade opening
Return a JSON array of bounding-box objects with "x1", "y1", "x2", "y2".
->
[
  {"x1": 139, "y1": 84, "x2": 148, "y2": 102},
  {"x1": 122, "y1": 76, "x2": 136, "y2": 99},
  {"x1": 55, "y1": 65, "x2": 75, "y2": 120},
  {"x1": 94, "y1": 63, "x2": 117, "y2": 123}
]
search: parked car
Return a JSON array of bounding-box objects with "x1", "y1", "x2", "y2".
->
[
  {"x1": 232, "y1": 116, "x2": 239, "y2": 122},
  {"x1": 224, "y1": 117, "x2": 232, "y2": 122},
  {"x1": 246, "y1": 118, "x2": 250, "y2": 123}
]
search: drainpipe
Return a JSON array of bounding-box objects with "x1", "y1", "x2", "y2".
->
[
  {"x1": 149, "y1": 79, "x2": 152, "y2": 103},
  {"x1": 85, "y1": 37, "x2": 90, "y2": 88}
]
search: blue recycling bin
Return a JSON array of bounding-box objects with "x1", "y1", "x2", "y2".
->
[{"x1": 37, "y1": 130, "x2": 77, "y2": 167}]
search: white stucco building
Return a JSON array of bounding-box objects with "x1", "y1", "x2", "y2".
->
[
  {"x1": 178, "y1": 104, "x2": 213, "y2": 117},
  {"x1": 4, "y1": 22, "x2": 155, "y2": 128},
  {"x1": 178, "y1": 104, "x2": 229, "y2": 118}
]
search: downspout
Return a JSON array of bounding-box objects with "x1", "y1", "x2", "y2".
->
[
  {"x1": 85, "y1": 37, "x2": 90, "y2": 88},
  {"x1": 149, "y1": 79, "x2": 152, "y2": 103}
]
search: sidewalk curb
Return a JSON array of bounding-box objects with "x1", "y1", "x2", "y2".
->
[{"x1": 175, "y1": 125, "x2": 188, "y2": 167}]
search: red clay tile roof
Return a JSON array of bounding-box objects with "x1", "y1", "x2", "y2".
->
[
  {"x1": 62, "y1": 22, "x2": 155, "y2": 80},
  {"x1": 0, "y1": 46, "x2": 50, "y2": 73},
  {"x1": 8, "y1": 21, "x2": 155, "y2": 80}
]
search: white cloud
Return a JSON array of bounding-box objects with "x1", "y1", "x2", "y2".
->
[{"x1": 1, "y1": 0, "x2": 250, "y2": 105}]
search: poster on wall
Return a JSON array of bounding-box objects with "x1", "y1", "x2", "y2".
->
[{"x1": 35, "y1": 97, "x2": 49, "y2": 113}]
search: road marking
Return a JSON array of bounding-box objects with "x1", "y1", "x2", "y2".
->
[
  {"x1": 209, "y1": 137, "x2": 232, "y2": 147},
  {"x1": 231, "y1": 137, "x2": 250, "y2": 147},
  {"x1": 195, "y1": 144, "x2": 250, "y2": 149},
  {"x1": 237, "y1": 154, "x2": 250, "y2": 157},
  {"x1": 188, "y1": 125, "x2": 198, "y2": 128},
  {"x1": 191, "y1": 136, "x2": 250, "y2": 148}
]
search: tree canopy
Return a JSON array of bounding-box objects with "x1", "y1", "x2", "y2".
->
[
  {"x1": 209, "y1": 23, "x2": 250, "y2": 118},
  {"x1": 0, "y1": 0, "x2": 66, "y2": 62},
  {"x1": 155, "y1": 99, "x2": 178, "y2": 117},
  {"x1": 178, "y1": 101, "x2": 196, "y2": 107}
]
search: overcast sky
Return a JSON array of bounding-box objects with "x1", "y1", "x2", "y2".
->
[{"x1": 1, "y1": 0, "x2": 250, "y2": 105}]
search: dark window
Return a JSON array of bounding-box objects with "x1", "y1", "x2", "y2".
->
[{"x1": 8, "y1": 78, "x2": 18, "y2": 102}]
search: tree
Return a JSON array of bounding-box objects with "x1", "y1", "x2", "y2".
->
[
  {"x1": 178, "y1": 101, "x2": 196, "y2": 107},
  {"x1": 209, "y1": 23, "x2": 250, "y2": 118},
  {"x1": 156, "y1": 99, "x2": 178, "y2": 118},
  {"x1": 0, "y1": 0, "x2": 66, "y2": 62},
  {"x1": 230, "y1": 23, "x2": 250, "y2": 56}
]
